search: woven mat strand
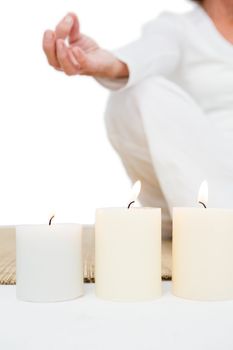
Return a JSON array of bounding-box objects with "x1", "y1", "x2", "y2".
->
[{"x1": 0, "y1": 226, "x2": 171, "y2": 285}]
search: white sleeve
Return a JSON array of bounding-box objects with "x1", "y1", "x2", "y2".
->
[{"x1": 96, "y1": 12, "x2": 182, "y2": 90}]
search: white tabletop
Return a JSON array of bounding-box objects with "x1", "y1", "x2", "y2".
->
[{"x1": 0, "y1": 282, "x2": 232, "y2": 350}]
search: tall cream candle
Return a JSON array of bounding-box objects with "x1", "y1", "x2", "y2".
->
[
  {"x1": 95, "y1": 181, "x2": 161, "y2": 301},
  {"x1": 173, "y1": 181, "x2": 233, "y2": 301}
]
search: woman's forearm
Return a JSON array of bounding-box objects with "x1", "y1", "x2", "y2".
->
[
  {"x1": 92, "y1": 49, "x2": 129, "y2": 80},
  {"x1": 109, "y1": 58, "x2": 129, "y2": 79}
]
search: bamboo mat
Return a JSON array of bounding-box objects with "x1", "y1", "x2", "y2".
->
[
  {"x1": 0, "y1": 226, "x2": 172, "y2": 285},
  {"x1": 0, "y1": 227, "x2": 16, "y2": 284}
]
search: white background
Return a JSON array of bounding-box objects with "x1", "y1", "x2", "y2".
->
[
  {"x1": 0, "y1": 0, "x2": 193, "y2": 225},
  {"x1": 1, "y1": 283, "x2": 233, "y2": 350}
]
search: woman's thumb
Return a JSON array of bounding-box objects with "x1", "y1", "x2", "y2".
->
[
  {"x1": 55, "y1": 13, "x2": 80, "y2": 43},
  {"x1": 68, "y1": 13, "x2": 81, "y2": 44}
]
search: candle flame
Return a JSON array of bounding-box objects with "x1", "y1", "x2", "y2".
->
[
  {"x1": 198, "y1": 180, "x2": 208, "y2": 208},
  {"x1": 128, "y1": 180, "x2": 141, "y2": 208}
]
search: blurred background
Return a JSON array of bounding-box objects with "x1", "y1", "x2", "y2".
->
[{"x1": 0, "y1": 0, "x2": 193, "y2": 225}]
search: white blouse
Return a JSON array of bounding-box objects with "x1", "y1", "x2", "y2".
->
[{"x1": 100, "y1": 5, "x2": 233, "y2": 135}]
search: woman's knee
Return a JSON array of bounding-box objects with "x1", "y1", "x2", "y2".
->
[
  {"x1": 104, "y1": 75, "x2": 203, "y2": 153},
  {"x1": 105, "y1": 85, "x2": 138, "y2": 128},
  {"x1": 105, "y1": 76, "x2": 198, "y2": 123},
  {"x1": 104, "y1": 77, "x2": 172, "y2": 149},
  {"x1": 104, "y1": 84, "x2": 145, "y2": 145}
]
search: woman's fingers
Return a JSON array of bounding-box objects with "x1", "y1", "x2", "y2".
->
[
  {"x1": 56, "y1": 39, "x2": 80, "y2": 75},
  {"x1": 72, "y1": 47, "x2": 88, "y2": 72},
  {"x1": 43, "y1": 13, "x2": 83, "y2": 74},
  {"x1": 55, "y1": 13, "x2": 80, "y2": 42},
  {"x1": 71, "y1": 46, "x2": 97, "y2": 76},
  {"x1": 43, "y1": 30, "x2": 61, "y2": 69},
  {"x1": 43, "y1": 35, "x2": 93, "y2": 76}
]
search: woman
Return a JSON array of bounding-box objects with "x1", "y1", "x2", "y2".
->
[{"x1": 43, "y1": 0, "x2": 233, "y2": 237}]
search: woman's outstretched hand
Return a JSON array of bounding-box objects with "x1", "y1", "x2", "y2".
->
[{"x1": 42, "y1": 13, "x2": 128, "y2": 79}]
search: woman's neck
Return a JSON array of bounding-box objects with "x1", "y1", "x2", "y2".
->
[
  {"x1": 202, "y1": 0, "x2": 233, "y2": 44},
  {"x1": 203, "y1": 0, "x2": 233, "y2": 21}
]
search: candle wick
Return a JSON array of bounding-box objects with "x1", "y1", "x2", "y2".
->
[
  {"x1": 127, "y1": 201, "x2": 135, "y2": 209},
  {"x1": 198, "y1": 201, "x2": 207, "y2": 209},
  {"x1": 49, "y1": 215, "x2": 55, "y2": 225}
]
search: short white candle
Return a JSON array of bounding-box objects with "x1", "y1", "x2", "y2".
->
[
  {"x1": 173, "y1": 181, "x2": 233, "y2": 301},
  {"x1": 95, "y1": 181, "x2": 161, "y2": 301},
  {"x1": 16, "y1": 218, "x2": 83, "y2": 302}
]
